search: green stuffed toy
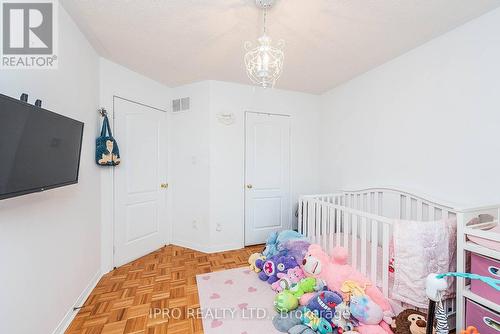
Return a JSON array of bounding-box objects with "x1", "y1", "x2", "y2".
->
[
  {"x1": 273, "y1": 306, "x2": 334, "y2": 334},
  {"x1": 301, "y1": 307, "x2": 334, "y2": 334},
  {"x1": 274, "y1": 290, "x2": 299, "y2": 312},
  {"x1": 290, "y1": 277, "x2": 317, "y2": 298}
]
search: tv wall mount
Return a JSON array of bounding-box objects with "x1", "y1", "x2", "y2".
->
[{"x1": 19, "y1": 93, "x2": 42, "y2": 108}]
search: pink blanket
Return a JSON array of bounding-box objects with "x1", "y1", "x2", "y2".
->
[{"x1": 392, "y1": 218, "x2": 457, "y2": 308}]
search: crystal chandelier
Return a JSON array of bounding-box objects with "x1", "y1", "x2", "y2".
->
[{"x1": 244, "y1": 0, "x2": 284, "y2": 88}]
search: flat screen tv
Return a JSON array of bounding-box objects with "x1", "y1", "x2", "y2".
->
[{"x1": 0, "y1": 93, "x2": 84, "y2": 200}]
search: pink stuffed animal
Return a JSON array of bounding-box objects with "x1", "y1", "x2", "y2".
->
[
  {"x1": 278, "y1": 266, "x2": 305, "y2": 284},
  {"x1": 300, "y1": 244, "x2": 394, "y2": 334},
  {"x1": 271, "y1": 266, "x2": 305, "y2": 293}
]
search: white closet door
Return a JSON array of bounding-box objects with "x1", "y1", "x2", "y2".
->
[
  {"x1": 245, "y1": 112, "x2": 291, "y2": 245},
  {"x1": 113, "y1": 97, "x2": 168, "y2": 267}
]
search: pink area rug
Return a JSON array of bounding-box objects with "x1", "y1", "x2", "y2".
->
[{"x1": 196, "y1": 267, "x2": 281, "y2": 334}]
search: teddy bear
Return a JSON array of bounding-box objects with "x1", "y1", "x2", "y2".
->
[
  {"x1": 263, "y1": 230, "x2": 307, "y2": 258},
  {"x1": 271, "y1": 266, "x2": 306, "y2": 293},
  {"x1": 390, "y1": 309, "x2": 431, "y2": 334},
  {"x1": 256, "y1": 255, "x2": 298, "y2": 284},
  {"x1": 248, "y1": 252, "x2": 266, "y2": 273},
  {"x1": 279, "y1": 267, "x2": 306, "y2": 285},
  {"x1": 300, "y1": 245, "x2": 394, "y2": 334},
  {"x1": 301, "y1": 245, "x2": 392, "y2": 312}
]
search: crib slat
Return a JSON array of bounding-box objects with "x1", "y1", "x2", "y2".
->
[
  {"x1": 378, "y1": 192, "x2": 383, "y2": 215},
  {"x1": 315, "y1": 200, "x2": 321, "y2": 243},
  {"x1": 322, "y1": 203, "x2": 328, "y2": 250},
  {"x1": 360, "y1": 216, "x2": 367, "y2": 275},
  {"x1": 306, "y1": 200, "x2": 311, "y2": 237},
  {"x1": 308, "y1": 200, "x2": 312, "y2": 242},
  {"x1": 382, "y1": 223, "x2": 390, "y2": 298},
  {"x1": 351, "y1": 214, "x2": 358, "y2": 269},
  {"x1": 298, "y1": 199, "x2": 303, "y2": 234},
  {"x1": 406, "y1": 196, "x2": 412, "y2": 219},
  {"x1": 311, "y1": 200, "x2": 317, "y2": 243},
  {"x1": 336, "y1": 209, "x2": 341, "y2": 246},
  {"x1": 343, "y1": 210, "x2": 349, "y2": 248},
  {"x1": 370, "y1": 220, "x2": 378, "y2": 284},
  {"x1": 329, "y1": 205, "x2": 335, "y2": 253},
  {"x1": 429, "y1": 206, "x2": 435, "y2": 221},
  {"x1": 416, "y1": 200, "x2": 423, "y2": 221}
]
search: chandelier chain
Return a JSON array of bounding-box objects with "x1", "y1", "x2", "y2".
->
[
  {"x1": 244, "y1": 0, "x2": 284, "y2": 88},
  {"x1": 263, "y1": 9, "x2": 267, "y2": 35}
]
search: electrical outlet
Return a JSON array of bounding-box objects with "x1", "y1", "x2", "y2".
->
[
  {"x1": 192, "y1": 220, "x2": 198, "y2": 230},
  {"x1": 216, "y1": 223, "x2": 222, "y2": 232}
]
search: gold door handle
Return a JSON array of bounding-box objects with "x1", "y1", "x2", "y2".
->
[
  {"x1": 160, "y1": 183, "x2": 169, "y2": 189},
  {"x1": 246, "y1": 184, "x2": 253, "y2": 189}
]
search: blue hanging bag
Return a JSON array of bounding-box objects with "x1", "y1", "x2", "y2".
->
[{"x1": 96, "y1": 115, "x2": 121, "y2": 166}]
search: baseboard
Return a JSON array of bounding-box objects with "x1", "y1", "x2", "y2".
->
[
  {"x1": 52, "y1": 270, "x2": 102, "y2": 334},
  {"x1": 172, "y1": 239, "x2": 210, "y2": 253},
  {"x1": 171, "y1": 239, "x2": 244, "y2": 254},
  {"x1": 204, "y1": 243, "x2": 244, "y2": 253}
]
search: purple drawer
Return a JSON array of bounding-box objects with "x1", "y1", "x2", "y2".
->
[
  {"x1": 470, "y1": 253, "x2": 500, "y2": 305},
  {"x1": 466, "y1": 300, "x2": 500, "y2": 334}
]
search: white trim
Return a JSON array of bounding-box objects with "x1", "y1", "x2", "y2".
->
[
  {"x1": 172, "y1": 239, "x2": 210, "y2": 253},
  {"x1": 111, "y1": 96, "x2": 171, "y2": 268},
  {"x1": 99, "y1": 59, "x2": 173, "y2": 273},
  {"x1": 171, "y1": 239, "x2": 244, "y2": 254},
  {"x1": 51, "y1": 271, "x2": 102, "y2": 334},
  {"x1": 244, "y1": 111, "x2": 293, "y2": 246},
  {"x1": 205, "y1": 243, "x2": 246, "y2": 253},
  {"x1": 100, "y1": 95, "x2": 172, "y2": 273},
  {"x1": 338, "y1": 186, "x2": 459, "y2": 209}
]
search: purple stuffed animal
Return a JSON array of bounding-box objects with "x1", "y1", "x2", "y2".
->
[
  {"x1": 256, "y1": 255, "x2": 298, "y2": 284},
  {"x1": 281, "y1": 239, "x2": 311, "y2": 263}
]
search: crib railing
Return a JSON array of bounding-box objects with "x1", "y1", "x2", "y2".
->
[
  {"x1": 298, "y1": 194, "x2": 393, "y2": 297},
  {"x1": 298, "y1": 190, "x2": 459, "y2": 327}
]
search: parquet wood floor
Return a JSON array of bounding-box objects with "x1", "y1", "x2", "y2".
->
[{"x1": 65, "y1": 244, "x2": 264, "y2": 334}]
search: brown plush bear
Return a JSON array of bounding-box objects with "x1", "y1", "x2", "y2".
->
[{"x1": 391, "y1": 309, "x2": 434, "y2": 334}]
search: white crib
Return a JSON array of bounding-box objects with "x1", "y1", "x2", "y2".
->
[{"x1": 297, "y1": 187, "x2": 500, "y2": 330}]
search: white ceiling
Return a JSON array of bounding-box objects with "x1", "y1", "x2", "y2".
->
[{"x1": 61, "y1": 0, "x2": 500, "y2": 94}]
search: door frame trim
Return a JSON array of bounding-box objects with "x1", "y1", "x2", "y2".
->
[
  {"x1": 101, "y1": 95, "x2": 170, "y2": 272},
  {"x1": 243, "y1": 111, "x2": 292, "y2": 246}
]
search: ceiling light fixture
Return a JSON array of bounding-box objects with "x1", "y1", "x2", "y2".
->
[{"x1": 244, "y1": 0, "x2": 285, "y2": 88}]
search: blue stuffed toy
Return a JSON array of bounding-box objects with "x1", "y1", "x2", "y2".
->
[
  {"x1": 263, "y1": 230, "x2": 306, "y2": 258},
  {"x1": 256, "y1": 255, "x2": 298, "y2": 284},
  {"x1": 306, "y1": 290, "x2": 343, "y2": 321}
]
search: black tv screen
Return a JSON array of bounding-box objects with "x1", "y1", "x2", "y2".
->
[{"x1": 0, "y1": 93, "x2": 84, "y2": 200}]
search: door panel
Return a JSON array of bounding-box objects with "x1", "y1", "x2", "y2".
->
[
  {"x1": 125, "y1": 114, "x2": 159, "y2": 194},
  {"x1": 126, "y1": 201, "x2": 158, "y2": 242},
  {"x1": 245, "y1": 112, "x2": 291, "y2": 246},
  {"x1": 113, "y1": 97, "x2": 168, "y2": 267}
]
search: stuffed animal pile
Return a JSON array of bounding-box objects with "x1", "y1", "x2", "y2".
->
[{"x1": 248, "y1": 230, "x2": 397, "y2": 334}]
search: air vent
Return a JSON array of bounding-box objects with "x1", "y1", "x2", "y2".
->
[{"x1": 172, "y1": 97, "x2": 190, "y2": 112}]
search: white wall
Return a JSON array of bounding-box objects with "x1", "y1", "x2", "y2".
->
[
  {"x1": 99, "y1": 58, "x2": 172, "y2": 272},
  {"x1": 169, "y1": 81, "x2": 321, "y2": 252},
  {"x1": 170, "y1": 82, "x2": 211, "y2": 251},
  {"x1": 208, "y1": 81, "x2": 321, "y2": 251},
  {"x1": 0, "y1": 5, "x2": 101, "y2": 334},
  {"x1": 319, "y1": 8, "x2": 500, "y2": 207}
]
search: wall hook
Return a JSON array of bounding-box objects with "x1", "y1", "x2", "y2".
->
[{"x1": 98, "y1": 108, "x2": 108, "y2": 117}]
